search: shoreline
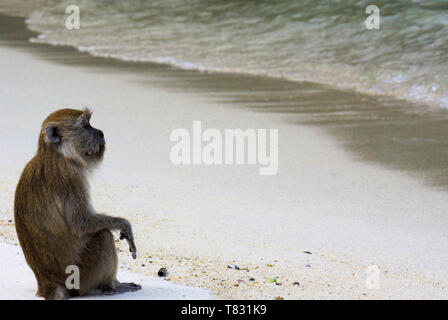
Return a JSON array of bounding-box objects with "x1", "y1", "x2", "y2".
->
[
  {"x1": 1, "y1": 14, "x2": 448, "y2": 299},
  {"x1": 2, "y1": 12, "x2": 448, "y2": 191},
  {"x1": 1, "y1": 3, "x2": 445, "y2": 111}
]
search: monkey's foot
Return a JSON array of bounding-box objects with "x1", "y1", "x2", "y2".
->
[{"x1": 104, "y1": 282, "x2": 142, "y2": 295}]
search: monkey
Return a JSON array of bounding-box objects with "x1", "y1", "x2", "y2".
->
[{"x1": 14, "y1": 108, "x2": 141, "y2": 300}]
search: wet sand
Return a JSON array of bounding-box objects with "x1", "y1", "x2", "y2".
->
[{"x1": 1, "y1": 14, "x2": 448, "y2": 299}]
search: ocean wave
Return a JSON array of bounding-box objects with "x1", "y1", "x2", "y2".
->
[{"x1": 1, "y1": 0, "x2": 447, "y2": 108}]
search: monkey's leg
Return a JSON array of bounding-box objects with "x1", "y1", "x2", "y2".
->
[
  {"x1": 77, "y1": 229, "x2": 119, "y2": 296},
  {"x1": 37, "y1": 281, "x2": 69, "y2": 300}
]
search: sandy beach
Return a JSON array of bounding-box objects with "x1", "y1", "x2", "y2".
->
[
  {"x1": 0, "y1": 243, "x2": 211, "y2": 300},
  {"x1": 1, "y1": 14, "x2": 448, "y2": 299}
]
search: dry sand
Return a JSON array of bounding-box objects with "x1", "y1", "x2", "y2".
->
[{"x1": 1, "y1": 16, "x2": 448, "y2": 299}]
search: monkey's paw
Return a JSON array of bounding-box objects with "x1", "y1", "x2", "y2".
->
[{"x1": 104, "y1": 282, "x2": 142, "y2": 295}]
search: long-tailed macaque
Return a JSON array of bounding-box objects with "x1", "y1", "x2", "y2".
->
[{"x1": 14, "y1": 108, "x2": 141, "y2": 299}]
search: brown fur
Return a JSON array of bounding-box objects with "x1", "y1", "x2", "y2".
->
[{"x1": 14, "y1": 108, "x2": 140, "y2": 300}]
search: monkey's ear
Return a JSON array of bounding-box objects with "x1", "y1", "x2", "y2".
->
[{"x1": 44, "y1": 124, "x2": 61, "y2": 144}]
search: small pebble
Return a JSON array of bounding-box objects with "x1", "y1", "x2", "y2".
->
[
  {"x1": 157, "y1": 267, "x2": 168, "y2": 277},
  {"x1": 227, "y1": 264, "x2": 240, "y2": 270},
  {"x1": 249, "y1": 278, "x2": 255, "y2": 282},
  {"x1": 303, "y1": 251, "x2": 312, "y2": 254},
  {"x1": 293, "y1": 281, "x2": 300, "y2": 286},
  {"x1": 275, "y1": 296, "x2": 284, "y2": 300}
]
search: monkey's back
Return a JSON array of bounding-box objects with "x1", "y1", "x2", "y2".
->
[{"x1": 14, "y1": 153, "x2": 88, "y2": 284}]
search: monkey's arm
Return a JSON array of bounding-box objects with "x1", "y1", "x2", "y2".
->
[{"x1": 75, "y1": 212, "x2": 137, "y2": 259}]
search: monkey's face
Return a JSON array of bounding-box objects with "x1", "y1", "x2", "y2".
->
[
  {"x1": 42, "y1": 109, "x2": 106, "y2": 167},
  {"x1": 68, "y1": 113, "x2": 106, "y2": 163}
]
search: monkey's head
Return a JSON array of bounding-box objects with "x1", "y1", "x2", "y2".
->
[{"x1": 39, "y1": 108, "x2": 106, "y2": 167}]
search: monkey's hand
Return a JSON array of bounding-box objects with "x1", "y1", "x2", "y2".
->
[{"x1": 119, "y1": 220, "x2": 137, "y2": 259}]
